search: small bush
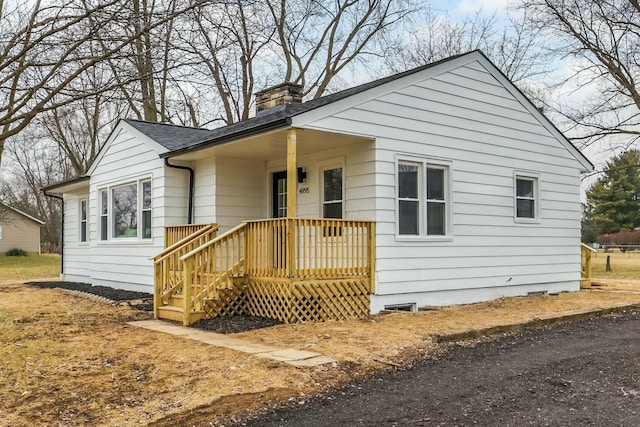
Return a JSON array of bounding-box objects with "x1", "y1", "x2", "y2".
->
[{"x1": 5, "y1": 248, "x2": 28, "y2": 257}]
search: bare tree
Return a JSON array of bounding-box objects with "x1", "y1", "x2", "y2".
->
[
  {"x1": 0, "y1": 0, "x2": 200, "y2": 166},
  {"x1": 179, "y1": 0, "x2": 274, "y2": 125},
  {"x1": 1, "y1": 133, "x2": 72, "y2": 252},
  {"x1": 523, "y1": 0, "x2": 640, "y2": 148},
  {"x1": 40, "y1": 91, "x2": 127, "y2": 175},
  {"x1": 384, "y1": 8, "x2": 545, "y2": 91},
  {"x1": 94, "y1": 0, "x2": 187, "y2": 123},
  {"x1": 179, "y1": 0, "x2": 419, "y2": 125},
  {"x1": 268, "y1": 0, "x2": 419, "y2": 99}
]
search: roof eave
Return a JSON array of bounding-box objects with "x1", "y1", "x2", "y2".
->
[
  {"x1": 41, "y1": 176, "x2": 90, "y2": 193},
  {"x1": 161, "y1": 117, "x2": 292, "y2": 158}
]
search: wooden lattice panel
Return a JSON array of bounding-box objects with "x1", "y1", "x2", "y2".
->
[
  {"x1": 202, "y1": 284, "x2": 247, "y2": 318},
  {"x1": 242, "y1": 278, "x2": 370, "y2": 323},
  {"x1": 243, "y1": 279, "x2": 292, "y2": 323},
  {"x1": 290, "y1": 279, "x2": 370, "y2": 323}
]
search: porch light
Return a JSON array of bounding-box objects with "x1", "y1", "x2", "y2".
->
[{"x1": 297, "y1": 167, "x2": 307, "y2": 183}]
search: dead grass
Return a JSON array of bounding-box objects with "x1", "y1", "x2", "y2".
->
[
  {"x1": 590, "y1": 250, "x2": 640, "y2": 279},
  {"x1": 1, "y1": 257, "x2": 640, "y2": 426}
]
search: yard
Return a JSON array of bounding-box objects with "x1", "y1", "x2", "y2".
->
[{"x1": 1, "y1": 252, "x2": 639, "y2": 426}]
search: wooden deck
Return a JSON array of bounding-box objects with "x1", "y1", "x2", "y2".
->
[{"x1": 154, "y1": 219, "x2": 375, "y2": 325}]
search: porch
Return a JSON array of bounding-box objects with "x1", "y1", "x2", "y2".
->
[{"x1": 154, "y1": 219, "x2": 375, "y2": 325}]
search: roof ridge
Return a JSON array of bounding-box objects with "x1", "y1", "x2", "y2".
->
[{"x1": 123, "y1": 118, "x2": 210, "y2": 131}]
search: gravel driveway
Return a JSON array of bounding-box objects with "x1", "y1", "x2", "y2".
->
[{"x1": 236, "y1": 309, "x2": 640, "y2": 426}]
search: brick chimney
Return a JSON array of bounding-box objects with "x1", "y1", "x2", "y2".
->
[{"x1": 255, "y1": 82, "x2": 303, "y2": 115}]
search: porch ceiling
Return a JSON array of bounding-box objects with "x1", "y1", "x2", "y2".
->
[{"x1": 168, "y1": 128, "x2": 372, "y2": 162}]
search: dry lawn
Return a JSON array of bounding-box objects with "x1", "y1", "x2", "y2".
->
[{"x1": 1, "y1": 252, "x2": 640, "y2": 426}]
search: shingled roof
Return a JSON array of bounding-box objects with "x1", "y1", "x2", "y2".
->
[
  {"x1": 124, "y1": 51, "x2": 475, "y2": 158},
  {"x1": 124, "y1": 120, "x2": 212, "y2": 152}
]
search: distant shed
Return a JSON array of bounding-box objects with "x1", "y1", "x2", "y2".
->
[{"x1": 0, "y1": 204, "x2": 44, "y2": 254}]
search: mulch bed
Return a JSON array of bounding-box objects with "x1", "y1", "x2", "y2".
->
[
  {"x1": 26, "y1": 281, "x2": 152, "y2": 301},
  {"x1": 25, "y1": 281, "x2": 281, "y2": 333},
  {"x1": 190, "y1": 316, "x2": 282, "y2": 334}
]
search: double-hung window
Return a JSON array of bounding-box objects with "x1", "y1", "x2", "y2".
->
[
  {"x1": 79, "y1": 198, "x2": 88, "y2": 242},
  {"x1": 398, "y1": 159, "x2": 450, "y2": 237},
  {"x1": 99, "y1": 179, "x2": 152, "y2": 240},
  {"x1": 100, "y1": 190, "x2": 108, "y2": 240},
  {"x1": 322, "y1": 167, "x2": 343, "y2": 219},
  {"x1": 515, "y1": 175, "x2": 538, "y2": 220}
]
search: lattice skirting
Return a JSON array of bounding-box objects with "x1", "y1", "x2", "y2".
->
[{"x1": 203, "y1": 277, "x2": 371, "y2": 323}]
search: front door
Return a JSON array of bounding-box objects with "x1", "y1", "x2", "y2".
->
[
  {"x1": 271, "y1": 171, "x2": 288, "y2": 270},
  {"x1": 272, "y1": 171, "x2": 287, "y2": 218}
]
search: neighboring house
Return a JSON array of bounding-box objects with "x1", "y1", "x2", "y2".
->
[
  {"x1": 43, "y1": 51, "x2": 593, "y2": 323},
  {"x1": 0, "y1": 203, "x2": 44, "y2": 254}
]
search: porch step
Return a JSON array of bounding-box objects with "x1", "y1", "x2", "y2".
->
[
  {"x1": 167, "y1": 295, "x2": 184, "y2": 306},
  {"x1": 157, "y1": 306, "x2": 184, "y2": 322},
  {"x1": 157, "y1": 305, "x2": 206, "y2": 323}
]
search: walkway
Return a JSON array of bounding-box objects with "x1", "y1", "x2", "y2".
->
[{"x1": 127, "y1": 320, "x2": 335, "y2": 367}]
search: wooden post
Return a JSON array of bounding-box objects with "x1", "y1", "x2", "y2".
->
[
  {"x1": 183, "y1": 256, "x2": 194, "y2": 326},
  {"x1": 606, "y1": 255, "x2": 611, "y2": 272},
  {"x1": 286, "y1": 129, "x2": 297, "y2": 218},
  {"x1": 368, "y1": 222, "x2": 376, "y2": 294},
  {"x1": 153, "y1": 262, "x2": 162, "y2": 319},
  {"x1": 288, "y1": 218, "x2": 296, "y2": 278}
]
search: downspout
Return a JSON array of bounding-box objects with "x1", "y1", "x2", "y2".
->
[
  {"x1": 164, "y1": 158, "x2": 194, "y2": 224},
  {"x1": 42, "y1": 190, "x2": 64, "y2": 276}
]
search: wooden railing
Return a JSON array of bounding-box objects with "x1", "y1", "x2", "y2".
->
[
  {"x1": 581, "y1": 243, "x2": 596, "y2": 288},
  {"x1": 164, "y1": 223, "x2": 217, "y2": 248},
  {"x1": 244, "y1": 218, "x2": 375, "y2": 286},
  {"x1": 181, "y1": 223, "x2": 247, "y2": 322},
  {"x1": 153, "y1": 224, "x2": 219, "y2": 317},
  {"x1": 168, "y1": 218, "x2": 375, "y2": 325}
]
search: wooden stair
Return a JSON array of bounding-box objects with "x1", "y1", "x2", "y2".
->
[{"x1": 157, "y1": 305, "x2": 206, "y2": 323}]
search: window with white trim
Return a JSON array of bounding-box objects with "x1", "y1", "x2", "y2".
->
[
  {"x1": 79, "y1": 198, "x2": 88, "y2": 242},
  {"x1": 99, "y1": 179, "x2": 152, "y2": 240},
  {"x1": 322, "y1": 167, "x2": 343, "y2": 219},
  {"x1": 142, "y1": 180, "x2": 152, "y2": 239},
  {"x1": 0, "y1": 225, "x2": 3, "y2": 239},
  {"x1": 398, "y1": 160, "x2": 450, "y2": 237},
  {"x1": 515, "y1": 175, "x2": 538, "y2": 220},
  {"x1": 100, "y1": 190, "x2": 108, "y2": 240}
]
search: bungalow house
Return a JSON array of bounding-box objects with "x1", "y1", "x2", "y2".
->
[
  {"x1": 43, "y1": 51, "x2": 593, "y2": 324},
  {"x1": 0, "y1": 203, "x2": 44, "y2": 254}
]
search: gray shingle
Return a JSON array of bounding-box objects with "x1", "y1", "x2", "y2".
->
[{"x1": 123, "y1": 119, "x2": 212, "y2": 151}]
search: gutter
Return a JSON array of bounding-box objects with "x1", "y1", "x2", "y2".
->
[
  {"x1": 164, "y1": 158, "x2": 194, "y2": 224},
  {"x1": 42, "y1": 190, "x2": 64, "y2": 276}
]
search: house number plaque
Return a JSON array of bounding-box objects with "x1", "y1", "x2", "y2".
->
[{"x1": 299, "y1": 187, "x2": 310, "y2": 194}]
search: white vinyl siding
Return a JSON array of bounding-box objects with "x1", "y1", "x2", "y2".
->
[
  {"x1": 192, "y1": 157, "x2": 216, "y2": 224},
  {"x1": 62, "y1": 193, "x2": 91, "y2": 280},
  {"x1": 65, "y1": 123, "x2": 184, "y2": 293},
  {"x1": 214, "y1": 157, "x2": 266, "y2": 232},
  {"x1": 298, "y1": 57, "x2": 584, "y2": 308}
]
